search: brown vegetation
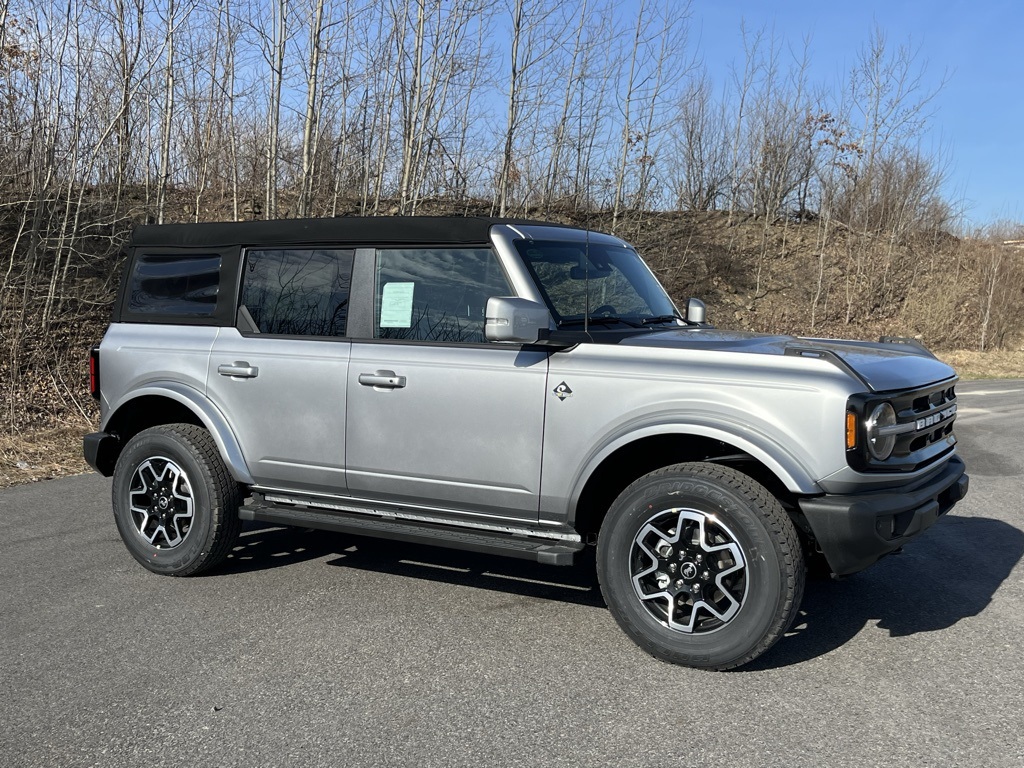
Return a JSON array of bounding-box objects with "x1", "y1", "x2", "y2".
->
[{"x1": 1, "y1": 1, "x2": 1021, "y2": 487}]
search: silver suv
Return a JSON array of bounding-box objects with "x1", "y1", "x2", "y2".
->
[{"x1": 84, "y1": 217, "x2": 968, "y2": 669}]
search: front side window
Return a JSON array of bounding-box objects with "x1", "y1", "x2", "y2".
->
[
  {"x1": 127, "y1": 254, "x2": 221, "y2": 316},
  {"x1": 374, "y1": 248, "x2": 512, "y2": 343},
  {"x1": 515, "y1": 240, "x2": 677, "y2": 326},
  {"x1": 240, "y1": 249, "x2": 354, "y2": 336}
]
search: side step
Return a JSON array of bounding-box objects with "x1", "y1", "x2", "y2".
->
[{"x1": 240, "y1": 501, "x2": 585, "y2": 566}]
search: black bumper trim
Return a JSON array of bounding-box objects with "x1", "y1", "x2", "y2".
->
[
  {"x1": 83, "y1": 431, "x2": 119, "y2": 476},
  {"x1": 799, "y1": 455, "x2": 968, "y2": 576}
]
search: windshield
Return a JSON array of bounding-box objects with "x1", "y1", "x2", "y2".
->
[{"x1": 514, "y1": 239, "x2": 678, "y2": 326}]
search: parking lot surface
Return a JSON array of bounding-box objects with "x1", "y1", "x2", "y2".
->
[{"x1": 2, "y1": 379, "x2": 1022, "y2": 767}]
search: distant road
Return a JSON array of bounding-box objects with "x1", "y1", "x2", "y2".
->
[{"x1": 1, "y1": 380, "x2": 1021, "y2": 768}]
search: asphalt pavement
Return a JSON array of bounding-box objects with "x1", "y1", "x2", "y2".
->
[{"x1": 1, "y1": 379, "x2": 1022, "y2": 767}]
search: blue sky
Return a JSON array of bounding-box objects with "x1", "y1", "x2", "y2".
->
[{"x1": 688, "y1": 0, "x2": 1023, "y2": 227}]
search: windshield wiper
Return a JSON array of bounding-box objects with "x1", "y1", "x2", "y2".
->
[
  {"x1": 641, "y1": 314, "x2": 685, "y2": 326},
  {"x1": 558, "y1": 316, "x2": 642, "y2": 328}
]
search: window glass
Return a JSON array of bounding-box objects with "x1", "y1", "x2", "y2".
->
[
  {"x1": 374, "y1": 248, "x2": 512, "y2": 343},
  {"x1": 515, "y1": 240, "x2": 677, "y2": 324},
  {"x1": 241, "y1": 249, "x2": 354, "y2": 336},
  {"x1": 128, "y1": 254, "x2": 220, "y2": 315}
]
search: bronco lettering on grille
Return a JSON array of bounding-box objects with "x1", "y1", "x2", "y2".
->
[{"x1": 916, "y1": 404, "x2": 957, "y2": 431}]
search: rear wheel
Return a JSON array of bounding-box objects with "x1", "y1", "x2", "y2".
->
[
  {"x1": 597, "y1": 462, "x2": 804, "y2": 670},
  {"x1": 112, "y1": 424, "x2": 242, "y2": 576}
]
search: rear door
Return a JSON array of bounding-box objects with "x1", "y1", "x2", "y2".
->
[
  {"x1": 345, "y1": 246, "x2": 548, "y2": 521},
  {"x1": 206, "y1": 247, "x2": 354, "y2": 494}
]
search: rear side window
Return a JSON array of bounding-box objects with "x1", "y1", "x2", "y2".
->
[
  {"x1": 127, "y1": 254, "x2": 221, "y2": 316},
  {"x1": 240, "y1": 249, "x2": 354, "y2": 336}
]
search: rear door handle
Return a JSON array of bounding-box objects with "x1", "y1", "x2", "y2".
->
[
  {"x1": 218, "y1": 362, "x2": 259, "y2": 379},
  {"x1": 358, "y1": 371, "x2": 406, "y2": 389}
]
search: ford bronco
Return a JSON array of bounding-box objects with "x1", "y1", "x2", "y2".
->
[{"x1": 84, "y1": 217, "x2": 968, "y2": 669}]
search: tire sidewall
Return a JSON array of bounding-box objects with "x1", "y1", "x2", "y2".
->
[
  {"x1": 599, "y1": 470, "x2": 789, "y2": 668},
  {"x1": 112, "y1": 429, "x2": 217, "y2": 575}
]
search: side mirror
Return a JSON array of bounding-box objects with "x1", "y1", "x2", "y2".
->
[
  {"x1": 685, "y1": 297, "x2": 707, "y2": 324},
  {"x1": 485, "y1": 297, "x2": 552, "y2": 343}
]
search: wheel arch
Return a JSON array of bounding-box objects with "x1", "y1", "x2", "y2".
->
[
  {"x1": 99, "y1": 383, "x2": 254, "y2": 484},
  {"x1": 569, "y1": 426, "x2": 818, "y2": 540}
]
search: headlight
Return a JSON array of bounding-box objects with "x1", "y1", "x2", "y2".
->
[{"x1": 866, "y1": 402, "x2": 897, "y2": 460}]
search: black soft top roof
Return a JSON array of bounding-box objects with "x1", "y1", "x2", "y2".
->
[{"x1": 129, "y1": 216, "x2": 570, "y2": 249}]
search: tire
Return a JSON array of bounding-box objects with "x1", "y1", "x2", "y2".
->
[
  {"x1": 111, "y1": 424, "x2": 243, "y2": 576},
  {"x1": 597, "y1": 462, "x2": 804, "y2": 670}
]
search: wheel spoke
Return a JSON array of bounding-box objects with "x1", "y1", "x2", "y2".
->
[
  {"x1": 126, "y1": 456, "x2": 194, "y2": 550},
  {"x1": 630, "y1": 506, "x2": 748, "y2": 634}
]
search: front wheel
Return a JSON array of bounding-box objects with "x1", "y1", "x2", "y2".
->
[
  {"x1": 112, "y1": 424, "x2": 243, "y2": 576},
  {"x1": 597, "y1": 462, "x2": 804, "y2": 670}
]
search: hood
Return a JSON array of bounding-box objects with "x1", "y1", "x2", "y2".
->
[{"x1": 620, "y1": 328, "x2": 956, "y2": 392}]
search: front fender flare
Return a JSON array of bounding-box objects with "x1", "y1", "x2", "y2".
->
[{"x1": 565, "y1": 421, "x2": 823, "y2": 525}]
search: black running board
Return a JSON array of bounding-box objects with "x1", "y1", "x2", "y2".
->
[{"x1": 240, "y1": 502, "x2": 584, "y2": 566}]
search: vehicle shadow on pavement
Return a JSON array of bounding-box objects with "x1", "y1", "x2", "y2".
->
[
  {"x1": 323, "y1": 538, "x2": 607, "y2": 608},
  {"x1": 214, "y1": 522, "x2": 607, "y2": 608},
  {"x1": 212, "y1": 522, "x2": 348, "y2": 574},
  {"x1": 212, "y1": 514, "x2": 1021, "y2": 669},
  {"x1": 746, "y1": 514, "x2": 1023, "y2": 670}
]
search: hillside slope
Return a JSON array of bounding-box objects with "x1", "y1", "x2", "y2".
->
[{"x1": 1, "y1": 202, "x2": 1021, "y2": 485}]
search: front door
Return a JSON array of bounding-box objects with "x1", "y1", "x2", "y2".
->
[
  {"x1": 347, "y1": 343, "x2": 547, "y2": 519},
  {"x1": 344, "y1": 246, "x2": 548, "y2": 521}
]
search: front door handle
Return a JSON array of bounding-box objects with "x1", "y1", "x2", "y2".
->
[
  {"x1": 218, "y1": 362, "x2": 259, "y2": 378},
  {"x1": 358, "y1": 371, "x2": 406, "y2": 389}
]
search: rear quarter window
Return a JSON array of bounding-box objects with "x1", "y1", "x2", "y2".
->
[{"x1": 126, "y1": 254, "x2": 221, "y2": 316}]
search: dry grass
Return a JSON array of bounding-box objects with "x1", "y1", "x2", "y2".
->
[
  {"x1": 0, "y1": 424, "x2": 92, "y2": 489},
  {"x1": 937, "y1": 348, "x2": 1024, "y2": 380}
]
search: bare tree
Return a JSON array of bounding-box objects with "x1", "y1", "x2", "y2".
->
[
  {"x1": 493, "y1": 0, "x2": 563, "y2": 216},
  {"x1": 367, "y1": 1, "x2": 402, "y2": 214},
  {"x1": 539, "y1": 0, "x2": 588, "y2": 210},
  {"x1": 605, "y1": 0, "x2": 693, "y2": 232},
  {"x1": 265, "y1": 0, "x2": 289, "y2": 218},
  {"x1": 668, "y1": 69, "x2": 730, "y2": 211},
  {"x1": 103, "y1": 0, "x2": 148, "y2": 217},
  {"x1": 495, "y1": 0, "x2": 525, "y2": 217},
  {"x1": 155, "y1": 0, "x2": 177, "y2": 223},
  {"x1": 395, "y1": 0, "x2": 426, "y2": 213},
  {"x1": 722, "y1": 22, "x2": 765, "y2": 225},
  {"x1": 609, "y1": 0, "x2": 645, "y2": 231},
  {"x1": 448, "y1": 11, "x2": 493, "y2": 204},
  {"x1": 833, "y1": 25, "x2": 945, "y2": 236}
]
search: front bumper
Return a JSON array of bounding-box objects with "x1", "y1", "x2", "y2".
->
[{"x1": 798, "y1": 455, "x2": 969, "y2": 576}]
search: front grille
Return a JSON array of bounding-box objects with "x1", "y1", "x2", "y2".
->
[
  {"x1": 848, "y1": 379, "x2": 959, "y2": 472},
  {"x1": 898, "y1": 385, "x2": 957, "y2": 458}
]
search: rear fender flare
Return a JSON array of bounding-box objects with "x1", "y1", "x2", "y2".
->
[{"x1": 105, "y1": 382, "x2": 254, "y2": 485}]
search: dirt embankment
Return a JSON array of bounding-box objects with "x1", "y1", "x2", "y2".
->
[{"x1": 1, "y1": 205, "x2": 1021, "y2": 488}]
